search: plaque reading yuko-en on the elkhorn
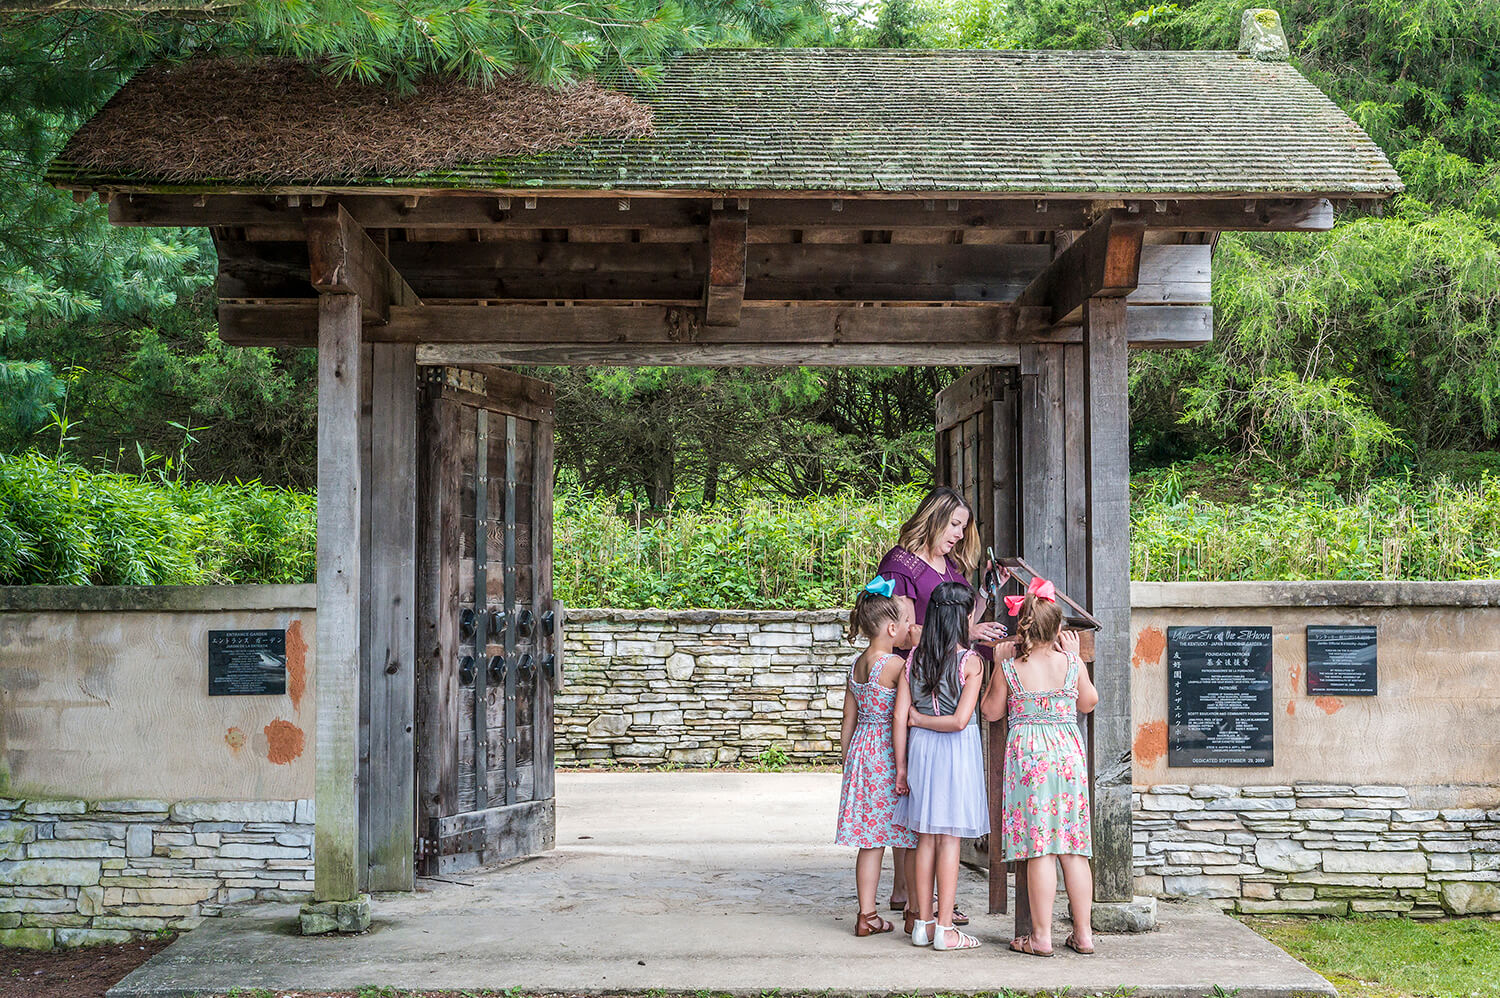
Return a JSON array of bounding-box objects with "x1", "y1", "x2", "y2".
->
[
  {"x1": 207, "y1": 628, "x2": 287, "y2": 697},
  {"x1": 1167, "y1": 625, "x2": 1274, "y2": 767}
]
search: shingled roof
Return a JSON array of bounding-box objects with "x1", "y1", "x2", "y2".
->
[{"x1": 49, "y1": 48, "x2": 1402, "y2": 197}]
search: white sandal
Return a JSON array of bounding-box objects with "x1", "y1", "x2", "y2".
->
[
  {"x1": 932, "y1": 923, "x2": 981, "y2": 951},
  {"x1": 911, "y1": 918, "x2": 936, "y2": 947}
]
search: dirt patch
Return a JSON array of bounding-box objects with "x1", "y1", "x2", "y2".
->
[
  {"x1": 0, "y1": 936, "x2": 174, "y2": 998},
  {"x1": 1131, "y1": 625, "x2": 1165, "y2": 667},
  {"x1": 63, "y1": 58, "x2": 654, "y2": 183}
]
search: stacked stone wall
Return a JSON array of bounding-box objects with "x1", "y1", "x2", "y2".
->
[
  {"x1": 0, "y1": 797, "x2": 313, "y2": 949},
  {"x1": 558, "y1": 608, "x2": 851, "y2": 766},
  {"x1": 1133, "y1": 784, "x2": 1500, "y2": 916}
]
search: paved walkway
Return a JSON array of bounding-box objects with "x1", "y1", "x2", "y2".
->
[{"x1": 113, "y1": 772, "x2": 1334, "y2": 997}]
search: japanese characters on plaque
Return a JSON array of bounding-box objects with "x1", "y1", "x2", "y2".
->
[
  {"x1": 207, "y1": 628, "x2": 287, "y2": 697},
  {"x1": 1167, "y1": 625, "x2": 1274, "y2": 767},
  {"x1": 1306, "y1": 625, "x2": 1378, "y2": 696}
]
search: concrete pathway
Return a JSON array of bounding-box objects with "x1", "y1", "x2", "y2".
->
[{"x1": 112, "y1": 772, "x2": 1334, "y2": 997}]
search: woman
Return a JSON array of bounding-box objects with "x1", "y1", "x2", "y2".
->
[
  {"x1": 876, "y1": 486, "x2": 1007, "y2": 652},
  {"x1": 874, "y1": 486, "x2": 1006, "y2": 922}
]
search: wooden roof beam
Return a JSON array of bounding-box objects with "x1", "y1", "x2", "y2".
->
[
  {"x1": 110, "y1": 193, "x2": 1335, "y2": 233},
  {"x1": 215, "y1": 300, "x2": 1211, "y2": 359},
  {"x1": 303, "y1": 204, "x2": 420, "y2": 323},
  {"x1": 1016, "y1": 209, "x2": 1145, "y2": 326}
]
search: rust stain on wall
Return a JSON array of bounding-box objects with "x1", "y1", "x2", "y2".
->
[
  {"x1": 1287, "y1": 700, "x2": 1297, "y2": 716},
  {"x1": 1134, "y1": 720, "x2": 1167, "y2": 766},
  {"x1": 1132, "y1": 626, "x2": 1165, "y2": 668},
  {"x1": 224, "y1": 726, "x2": 246, "y2": 753},
  {"x1": 263, "y1": 719, "x2": 305, "y2": 765},
  {"x1": 1314, "y1": 695, "x2": 1345, "y2": 715},
  {"x1": 285, "y1": 619, "x2": 307, "y2": 712}
]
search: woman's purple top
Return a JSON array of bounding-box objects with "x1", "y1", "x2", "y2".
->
[{"x1": 875, "y1": 545, "x2": 970, "y2": 628}]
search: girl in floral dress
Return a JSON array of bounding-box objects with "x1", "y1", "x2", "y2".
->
[
  {"x1": 835, "y1": 577, "x2": 919, "y2": 936},
  {"x1": 981, "y1": 579, "x2": 1099, "y2": 957}
]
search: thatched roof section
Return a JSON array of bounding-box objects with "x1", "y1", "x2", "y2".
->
[
  {"x1": 51, "y1": 49, "x2": 1402, "y2": 196},
  {"x1": 60, "y1": 59, "x2": 654, "y2": 184}
]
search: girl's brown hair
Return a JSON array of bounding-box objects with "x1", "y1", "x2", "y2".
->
[
  {"x1": 895, "y1": 486, "x2": 980, "y2": 575},
  {"x1": 1014, "y1": 594, "x2": 1064, "y2": 661},
  {"x1": 847, "y1": 591, "x2": 901, "y2": 642}
]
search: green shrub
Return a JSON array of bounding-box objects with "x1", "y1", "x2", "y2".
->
[
  {"x1": 0, "y1": 452, "x2": 314, "y2": 585},
  {"x1": 1131, "y1": 473, "x2": 1500, "y2": 582}
]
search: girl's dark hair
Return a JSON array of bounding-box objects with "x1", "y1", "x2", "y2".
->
[
  {"x1": 910, "y1": 582, "x2": 974, "y2": 699},
  {"x1": 847, "y1": 591, "x2": 900, "y2": 642}
]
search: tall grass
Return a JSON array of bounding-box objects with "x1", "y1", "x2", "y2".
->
[
  {"x1": 6, "y1": 452, "x2": 1499, "y2": 597},
  {"x1": 1130, "y1": 474, "x2": 1500, "y2": 582},
  {"x1": 553, "y1": 486, "x2": 925, "y2": 609},
  {"x1": 0, "y1": 452, "x2": 315, "y2": 585}
]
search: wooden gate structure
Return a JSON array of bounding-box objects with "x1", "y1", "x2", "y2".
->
[{"x1": 50, "y1": 40, "x2": 1399, "y2": 916}]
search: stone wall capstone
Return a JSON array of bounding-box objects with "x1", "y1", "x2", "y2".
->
[{"x1": 558, "y1": 608, "x2": 852, "y2": 766}]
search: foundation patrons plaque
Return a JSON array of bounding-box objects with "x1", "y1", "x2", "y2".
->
[
  {"x1": 1306, "y1": 625, "x2": 1378, "y2": 696},
  {"x1": 1167, "y1": 625, "x2": 1273, "y2": 767},
  {"x1": 208, "y1": 629, "x2": 287, "y2": 696}
]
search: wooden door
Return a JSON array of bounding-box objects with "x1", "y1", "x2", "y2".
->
[
  {"x1": 935, "y1": 357, "x2": 1100, "y2": 928},
  {"x1": 415, "y1": 366, "x2": 561, "y2": 874}
]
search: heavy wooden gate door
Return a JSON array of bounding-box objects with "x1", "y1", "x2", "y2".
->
[
  {"x1": 415, "y1": 366, "x2": 561, "y2": 874},
  {"x1": 935, "y1": 358, "x2": 1097, "y2": 926}
]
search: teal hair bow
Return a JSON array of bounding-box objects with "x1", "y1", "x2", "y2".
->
[{"x1": 864, "y1": 575, "x2": 895, "y2": 598}]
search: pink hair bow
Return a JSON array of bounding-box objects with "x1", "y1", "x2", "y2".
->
[{"x1": 1004, "y1": 577, "x2": 1057, "y2": 616}]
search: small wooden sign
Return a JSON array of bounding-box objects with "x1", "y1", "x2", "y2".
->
[
  {"x1": 1167, "y1": 625, "x2": 1274, "y2": 767},
  {"x1": 208, "y1": 629, "x2": 287, "y2": 697},
  {"x1": 1306, "y1": 625, "x2": 1377, "y2": 696}
]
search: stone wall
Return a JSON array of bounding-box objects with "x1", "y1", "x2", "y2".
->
[
  {"x1": 0, "y1": 797, "x2": 312, "y2": 949},
  {"x1": 1133, "y1": 784, "x2": 1500, "y2": 917},
  {"x1": 0, "y1": 586, "x2": 318, "y2": 948},
  {"x1": 558, "y1": 608, "x2": 850, "y2": 766}
]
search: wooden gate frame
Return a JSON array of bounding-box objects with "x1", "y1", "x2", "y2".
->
[{"x1": 63, "y1": 188, "x2": 1373, "y2": 914}]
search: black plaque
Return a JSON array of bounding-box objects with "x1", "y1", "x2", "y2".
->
[
  {"x1": 208, "y1": 629, "x2": 287, "y2": 696},
  {"x1": 1167, "y1": 625, "x2": 1274, "y2": 767},
  {"x1": 1306, "y1": 625, "x2": 1378, "y2": 696}
]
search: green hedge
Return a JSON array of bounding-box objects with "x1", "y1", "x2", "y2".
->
[
  {"x1": 6, "y1": 453, "x2": 1500, "y2": 596},
  {"x1": 1130, "y1": 474, "x2": 1500, "y2": 582},
  {"x1": 0, "y1": 452, "x2": 314, "y2": 585}
]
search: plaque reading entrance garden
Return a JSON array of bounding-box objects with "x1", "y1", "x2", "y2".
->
[
  {"x1": 1167, "y1": 625, "x2": 1274, "y2": 767},
  {"x1": 208, "y1": 628, "x2": 288, "y2": 697},
  {"x1": 1306, "y1": 624, "x2": 1378, "y2": 696}
]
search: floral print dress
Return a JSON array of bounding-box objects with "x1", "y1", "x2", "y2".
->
[
  {"x1": 999, "y1": 651, "x2": 1092, "y2": 860},
  {"x1": 836, "y1": 654, "x2": 920, "y2": 849}
]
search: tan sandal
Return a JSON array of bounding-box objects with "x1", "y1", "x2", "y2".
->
[
  {"x1": 1009, "y1": 934, "x2": 1054, "y2": 958},
  {"x1": 855, "y1": 910, "x2": 894, "y2": 937},
  {"x1": 1065, "y1": 932, "x2": 1094, "y2": 955}
]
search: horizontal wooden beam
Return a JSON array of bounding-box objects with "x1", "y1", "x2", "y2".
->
[
  {"x1": 415, "y1": 342, "x2": 1027, "y2": 367},
  {"x1": 303, "y1": 204, "x2": 419, "y2": 323},
  {"x1": 113, "y1": 192, "x2": 1337, "y2": 233},
  {"x1": 216, "y1": 300, "x2": 1212, "y2": 361},
  {"x1": 217, "y1": 239, "x2": 1215, "y2": 307},
  {"x1": 1016, "y1": 209, "x2": 1145, "y2": 325}
]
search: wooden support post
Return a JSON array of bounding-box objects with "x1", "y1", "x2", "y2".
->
[
  {"x1": 705, "y1": 208, "x2": 748, "y2": 326},
  {"x1": 1083, "y1": 296, "x2": 1134, "y2": 903},
  {"x1": 315, "y1": 292, "x2": 363, "y2": 903},
  {"x1": 361, "y1": 342, "x2": 418, "y2": 891}
]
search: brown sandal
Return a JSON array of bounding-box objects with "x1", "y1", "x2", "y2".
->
[
  {"x1": 1064, "y1": 932, "x2": 1094, "y2": 955},
  {"x1": 1008, "y1": 934, "x2": 1054, "y2": 958},
  {"x1": 903, "y1": 906, "x2": 918, "y2": 935},
  {"x1": 856, "y1": 910, "x2": 894, "y2": 937}
]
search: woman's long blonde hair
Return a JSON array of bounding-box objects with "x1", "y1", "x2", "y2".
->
[{"x1": 896, "y1": 486, "x2": 980, "y2": 575}]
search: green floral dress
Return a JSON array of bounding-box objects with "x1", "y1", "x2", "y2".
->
[{"x1": 999, "y1": 652, "x2": 1092, "y2": 860}]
